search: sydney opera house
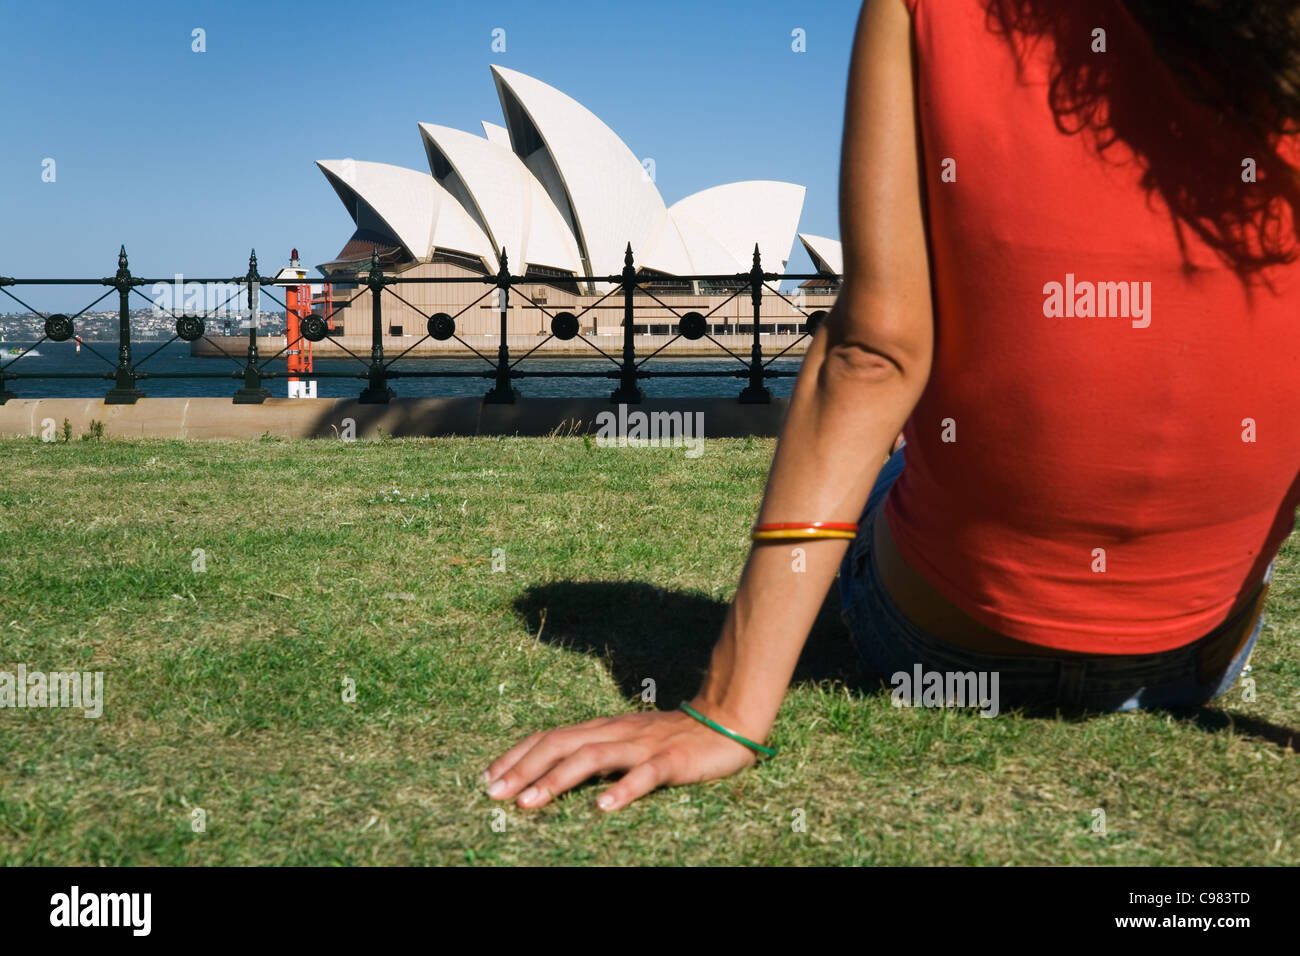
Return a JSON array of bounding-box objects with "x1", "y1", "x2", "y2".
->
[{"x1": 309, "y1": 65, "x2": 843, "y2": 345}]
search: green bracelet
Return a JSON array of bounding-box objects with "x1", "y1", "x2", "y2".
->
[{"x1": 679, "y1": 701, "x2": 777, "y2": 757}]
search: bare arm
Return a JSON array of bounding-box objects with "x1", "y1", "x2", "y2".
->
[
  {"x1": 484, "y1": 0, "x2": 935, "y2": 810},
  {"x1": 693, "y1": 0, "x2": 934, "y2": 745}
]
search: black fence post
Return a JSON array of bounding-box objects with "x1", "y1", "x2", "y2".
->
[
  {"x1": 360, "y1": 250, "x2": 394, "y2": 403},
  {"x1": 739, "y1": 244, "x2": 771, "y2": 404},
  {"x1": 233, "y1": 249, "x2": 271, "y2": 403},
  {"x1": 0, "y1": 276, "x2": 13, "y2": 404},
  {"x1": 485, "y1": 248, "x2": 518, "y2": 404},
  {"x1": 611, "y1": 243, "x2": 644, "y2": 404},
  {"x1": 105, "y1": 245, "x2": 144, "y2": 404}
]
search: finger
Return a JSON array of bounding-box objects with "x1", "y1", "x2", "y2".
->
[
  {"x1": 483, "y1": 715, "x2": 615, "y2": 784},
  {"x1": 517, "y1": 742, "x2": 646, "y2": 808},
  {"x1": 488, "y1": 726, "x2": 616, "y2": 801},
  {"x1": 595, "y1": 755, "x2": 674, "y2": 812},
  {"x1": 482, "y1": 730, "x2": 546, "y2": 784}
]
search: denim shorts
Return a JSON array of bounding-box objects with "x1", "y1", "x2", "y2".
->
[{"x1": 838, "y1": 449, "x2": 1266, "y2": 715}]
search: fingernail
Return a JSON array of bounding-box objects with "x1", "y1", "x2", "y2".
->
[
  {"x1": 597, "y1": 794, "x2": 614, "y2": 810},
  {"x1": 487, "y1": 780, "x2": 507, "y2": 798},
  {"x1": 480, "y1": 770, "x2": 492, "y2": 784},
  {"x1": 519, "y1": 787, "x2": 538, "y2": 805}
]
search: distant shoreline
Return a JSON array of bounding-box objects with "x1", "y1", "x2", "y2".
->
[
  {"x1": 1, "y1": 336, "x2": 812, "y2": 360},
  {"x1": 186, "y1": 334, "x2": 811, "y2": 360}
]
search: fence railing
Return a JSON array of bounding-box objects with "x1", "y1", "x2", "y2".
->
[{"x1": 0, "y1": 244, "x2": 837, "y2": 405}]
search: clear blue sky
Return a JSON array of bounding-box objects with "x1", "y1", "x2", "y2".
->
[{"x1": 1, "y1": 0, "x2": 859, "y2": 310}]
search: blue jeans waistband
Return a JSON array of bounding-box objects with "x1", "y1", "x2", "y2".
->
[{"x1": 838, "y1": 449, "x2": 1264, "y2": 715}]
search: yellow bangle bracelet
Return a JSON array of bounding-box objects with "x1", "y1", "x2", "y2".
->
[{"x1": 751, "y1": 528, "x2": 858, "y2": 541}]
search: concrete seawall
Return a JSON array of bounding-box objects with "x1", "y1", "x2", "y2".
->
[{"x1": 0, "y1": 397, "x2": 791, "y2": 440}]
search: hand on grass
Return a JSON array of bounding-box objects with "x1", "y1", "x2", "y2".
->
[{"x1": 482, "y1": 707, "x2": 759, "y2": 812}]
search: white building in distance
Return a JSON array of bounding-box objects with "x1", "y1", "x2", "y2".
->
[{"x1": 310, "y1": 66, "x2": 842, "y2": 343}]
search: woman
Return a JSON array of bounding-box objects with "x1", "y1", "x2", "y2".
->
[{"x1": 484, "y1": 0, "x2": 1300, "y2": 810}]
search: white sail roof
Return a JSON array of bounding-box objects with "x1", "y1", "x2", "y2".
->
[
  {"x1": 658, "y1": 213, "x2": 748, "y2": 276},
  {"x1": 671, "y1": 181, "x2": 806, "y2": 274},
  {"x1": 317, "y1": 69, "x2": 835, "y2": 289},
  {"x1": 798, "y1": 233, "x2": 844, "y2": 275},
  {"x1": 316, "y1": 159, "x2": 496, "y2": 266},
  {"x1": 419, "y1": 122, "x2": 583, "y2": 276},
  {"x1": 489, "y1": 64, "x2": 694, "y2": 285},
  {"x1": 481, "y1": 121, "x2": 511, "y2": 148}
]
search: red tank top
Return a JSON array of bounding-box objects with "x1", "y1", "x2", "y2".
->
[{"x1": 887, "y1": 0, "x2": 1300, "y2": 652}]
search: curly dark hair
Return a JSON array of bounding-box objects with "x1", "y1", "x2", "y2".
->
[
  {"x1": 1122, "y1": 0, "x2": 1300, "y2": 138},
  {"x1": 984, "y1": 0, "x2": 1300, "y2": 282}
]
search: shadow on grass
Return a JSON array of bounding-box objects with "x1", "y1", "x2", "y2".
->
[
  {"x1": 1180, "y1": 708, "x2": 1298, "y2": 752},
  {"x1": 512, "y1": 579, "x2": 866, "y2": 706},
  {"x1": 512, "y1": 580, "x2": 1300, "y2": 752}
]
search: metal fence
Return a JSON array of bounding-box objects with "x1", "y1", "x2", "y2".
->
[{"x1": 0, "y1": 244, "x2": 837, "y2": 405}]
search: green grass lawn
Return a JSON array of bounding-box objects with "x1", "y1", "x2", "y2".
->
[{"x1": 0, "y1": 434, "x2": 1296, "y2": 865}]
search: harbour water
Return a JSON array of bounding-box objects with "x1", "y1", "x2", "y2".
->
[{"x1": 0, "y1": 340, "x2": 804, "y2": 400}]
